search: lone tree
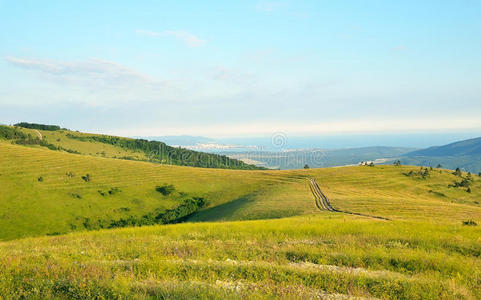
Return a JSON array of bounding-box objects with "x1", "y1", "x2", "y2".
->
[
  {"x1": 453, "y1": 167, "x2": 462, "y2": 176},
  {"x1": 393, "y1": 160, "x2": 401, "y2": 166},
  {"x1": 156, "y1": 184, "x2": 175, "y2": 196},
  {"x1": 436, "y1": 164, "x2": 442, "y2": 168},
  {"x1": 304, "y1": 164, "x2": 310, "y2": 169}
]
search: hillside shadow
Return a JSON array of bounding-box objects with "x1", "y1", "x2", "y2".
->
[{"x1": 187, "y1": 195, "x2": 254, "y2": 222}]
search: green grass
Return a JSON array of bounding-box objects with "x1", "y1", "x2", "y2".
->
[
  {"x1": 2, "y1": 141, "x2": 481, "y2": 241},
  {"x1": 0, "y1": 142, "x2": 312, "y2": 240},
  {"x1": 2, "y1": 136, "x2": 481, "y2": 298},
  {"x1": 1, "y1": 216, "x2": 480, "y2": 299},
  {"x1": 4, "y1": 125, "x2": 261, "y2": 169}
]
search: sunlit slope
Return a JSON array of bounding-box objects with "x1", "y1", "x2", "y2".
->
[
  {"x1": 0, "y1": 142, "x2": 316, "y2": 240},
  {"x1": 1, "y1": 125, "x2": 261, "y2": 169},
  {"x1": 1, "y1": 216, "x2": 480, "y2": 299},
  {"x1": 2, "y1": 140, "x2": 481, "y2": 241},
  {"x1": 309, "y1": 165, "x2": 481, "y2": 223},
  {"x1": 191, "y1": 165, "x2": 481, "y2": 223}
]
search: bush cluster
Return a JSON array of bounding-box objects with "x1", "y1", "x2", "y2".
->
[
  {"x1": 404, "y1": 167, "x2": 430, "y2": 179},
  {"x1": 156, "y1": 184, "x2": 175, "y2": 196},
  {"x1": 14, "y1": 122, "x2": 61, "y2": 131},
  {"x1": 449, "y1": 172, "x2": 474, "y2": 193},
  {"x1": 81, "y1": 197, "x2": 205, "y2": 230}
]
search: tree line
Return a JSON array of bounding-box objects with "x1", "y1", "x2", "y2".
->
[
  {"x1": 66, "y1": 133, "x2": 264, "y2": 170},
  {"x1": 14, "y1": 122, "x2": 62, "y2": 131}
]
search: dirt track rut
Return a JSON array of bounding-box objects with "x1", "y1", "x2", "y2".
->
[{"x1": 308, "y1": 178, "x2": 390, "y2": 221}]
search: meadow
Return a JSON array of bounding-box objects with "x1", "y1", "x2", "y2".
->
[
  {"x1": 1, "y1": 135, "x2": 481, "y2": 298},
  {"x1": 1, "y1": 215, "x2": 480, "y2": 299}
]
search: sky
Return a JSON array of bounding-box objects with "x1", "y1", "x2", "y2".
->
[{"x1": 1, "y1": 0, "x2": 480, "y2": 138}]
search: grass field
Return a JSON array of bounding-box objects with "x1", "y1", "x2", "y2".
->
[
  {"x1": 0, "y1": 141, "x2": 310, "y2": 240},
  {"x1": 14, "y1": 126, "x2": 150, "y2": 160},
  {"x1": 1, "y1": 215, "x2": 480, "y2": 299},
  {"x1": 1, "y1": 138, "x2": 481, "y2": 298}
]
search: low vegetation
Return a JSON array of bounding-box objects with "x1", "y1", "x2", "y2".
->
[
  {"x1": 1, "y1": 126, "x2": 481, "y2": 298},
  {"x1": 1, "y1": 216, "x2": 480, "y2": 299}
]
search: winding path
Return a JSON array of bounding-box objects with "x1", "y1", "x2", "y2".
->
[
  {"x1": 308, "y1": 178, "x2": 390, "y2": 221},
  {"x1": 33, "y1": 130, "x2": 42, "y2": 140}
]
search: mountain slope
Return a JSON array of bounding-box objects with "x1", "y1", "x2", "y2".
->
[
  {"x1": 407, "y1": 136, "x2": 481, "y2": 156},
  {"x1": 400, "y1": 136, "x2": 481, "y2": 173}
]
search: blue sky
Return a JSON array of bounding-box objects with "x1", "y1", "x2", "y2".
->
[{"x1": 1, "y1": 0, "x2": 480, "y2": 137}]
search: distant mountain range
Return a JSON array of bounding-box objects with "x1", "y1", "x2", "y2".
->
[
  {"x1": 136, "y1": 134, "x2": 481, "y2": 173},
  {"x1": 222, "y1": 146, "x2": 416, "y2": 169},
  {"x1": 400, "y1": 137, "x2": 481, "y2": 173},
  {"x1": 406, "y1": 137, "x2": 481, "y2": 157}
]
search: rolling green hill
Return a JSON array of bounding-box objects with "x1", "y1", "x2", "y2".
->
[
  {"x1": 0, "y1": 141, "x2": 308, "y2": 241},
  {"x1": 1, "y1": 123, "x2": 261, "y2": 170},
  {"x1": 1, "y1": 139, "x2": 480, "y2": 241},
  {"x1": 2, "y1": 129, "x2": 481, "y2": 298}
]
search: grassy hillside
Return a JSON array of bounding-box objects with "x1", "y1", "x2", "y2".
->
[
  {"x1": 2, "y1": 140, "x2": 481, "y2": 241},
  {"x1": 1, "y1": 215, "x2": 480, "y2": 299},
  {"x1": 0, "y1": 142, "x2": 314, "y2": 240},
  {"x1": 1, "y1": 124, "x2": 261, "y2": 170},
  {"x1": 2, "y1": 138, "x2": 481, "y2": 298}
]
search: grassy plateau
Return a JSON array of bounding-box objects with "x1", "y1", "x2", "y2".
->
[{"x1": 1, "y1": 132, "x2": 481, "y2": 299}]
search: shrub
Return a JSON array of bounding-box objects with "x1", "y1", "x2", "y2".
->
[
  {"x1": 108, "y1": 187, "x2": 120, "y2": 195},
  {"x1": 404, "y1": 167, "x2": 430, "y2": 180},
  {"x1": 156, "y1": 184, "x2": 175, "y2": 196},
  {"x1": 450, "y1": 177, "x2": 471, "y2": 188},
  {"x1": 304, "y1": 164, "x2": 310, "y2": 169},
  {"x1": 37, "y1": 176, "x2": 43, "y2": 182},
  {"x1": 462, "y1": 220, "x2": 477, "y2": 226},
  {"x1": 81, "y1": 174, "x2": 91, "y2": 182},
  {"x1": 453, "y1": 168, "x2": 462, "y2": 176}
]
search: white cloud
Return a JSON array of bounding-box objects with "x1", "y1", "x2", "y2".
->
[
  {"x1": 5, "y1": 56, "x2": 156, "y2": 88},
  {"x1": 136, "y1": 29, "x2": 205, "y2": 47}
]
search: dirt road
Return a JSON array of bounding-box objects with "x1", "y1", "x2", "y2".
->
[{"x1": 308, "y1": 178, "x2": 390, "y2": 220}]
